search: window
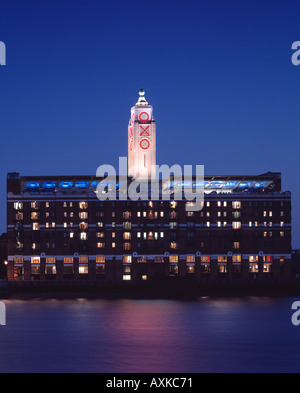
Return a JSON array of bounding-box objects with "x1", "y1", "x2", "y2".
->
[
  {"x1": 97, "y1": 242, "x2": 105, "y2": 248},
  {"x1": 31, "y1": 202, "x2": 40, "y2": 210},
  {"x1": 64, "y1": 257, "x2": 73, "y2": 264},
  {"x1": 169, "y1": 255, "x2": 178, "y2": 263},
  {"x1": 123, "y1": 211, "x2": 131, "y2": 219},
  {"x1": 123, "y1": 242, "x2": 131, "y2": 250},
  {"x1": 217, "y1": 201, "x2": 221, "y2": 207},
  {"x1": 31, "y1": 257, "x2": 40, "y2": 264},
  {"x1": 154, "y1": 257, "x2": 164, "y2": 263},
  {"x1": 112, "y1": 242, "x2": 116, "y2": 248},
  {"x1": 186, "y1": 255, "x2": 195, "y2": 263},
  {"x1": 232, "y1": 222, "x2": 241, "y2": 229},
  {"x1": 80, "y1": 232, "x2": 87, "y2": 240},
  {"x1": 123, "y1": 275, "x2": 131, "y2": 281},
  {"x1": 170, "y1": 222, "x2": 178, "y2": 229},
  {"x1": 96, "y1": 256, "x2": 105, "y2": 264},
  {"x1": 14, "y1": 202, "x2": 23, "y2": 210},
  {"x1": 170, "y1": 241, "x2": 177, "y2": 249},
  {"x1": 79, "y1": 212, "x2": 88, "y2": 220},
  {"x1": 280, "y1": 231, "x2": 285, "y2": 237},
  {"x1": 15, "y1": 213, "x2": 23, "y2": 220},
  {"x1": 70, "y1": 232, "x2": 74, "y2": 239},
  {"x1": 32, "y1": 223, "x2": 40, "y2": 231},
  {"x1": 123, "y1": 256, "x2": 132, "y2": 264},
  {"x1": 232, "y1": 201, "x2": 241, "y2": 209},
  {"x1": 31, "y1": 212, "x2": 40, "y2": 220},
  {"x1": 123, "y1": 221, "x2": 131, "y2": 229},
  {"x1": 232, "y1": 255, "x2": 241, "y2": 263},
  {"x1": 123, "y1": 232, "x2": 131, "y2": 240},
  {"x1": 79, "y1": 256, "x2": 88, "y2": 264},
  {"x1": 79, "y1": 222, "x2": 88, "y2": 230},
  {"x1": 233, "y1": 242, "x2": 240, "y2": 249},
  {"x1": 79, "y1": 266, "x2": 88, "y2": 274},
  {"x1": 201, "y1": 256, "x2": 210, "y2": 263},
  {"x1": 96, "y1": 232, "x2": 105, "y2": 238},
  {"x1": 79, "y1": 202, "x2": 88, "y2": 209},
  {"x1": 137, "y1": 256, "x2": 147, "y2": 263}
]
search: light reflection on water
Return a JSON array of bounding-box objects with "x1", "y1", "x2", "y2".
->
[{"x1": 0, "y1": 296, "x2": 299, "y2": 373}]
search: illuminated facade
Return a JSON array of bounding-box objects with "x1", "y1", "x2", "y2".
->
[
  {"x1": 128, "y1": 89, "x2": 156, "y2": 179},
  {"x1": 6, "y1": 90, "x2": 292, "y2": 283}
]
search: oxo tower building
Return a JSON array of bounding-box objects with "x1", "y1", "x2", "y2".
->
[
  {"x1": 128, "y1": 88, "x2": 156, "y2": 180},
  {"x1": 6, "y1": 89, "x2": 292, "y2": 285}
]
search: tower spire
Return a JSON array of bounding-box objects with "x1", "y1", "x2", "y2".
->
[{"x1": 136, "y1": 87, "x2": 148, "y2": 106}]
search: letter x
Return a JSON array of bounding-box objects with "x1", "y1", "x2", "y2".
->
[{"x1": 139, "y1": 125, "x2": 150, "y2": 136}]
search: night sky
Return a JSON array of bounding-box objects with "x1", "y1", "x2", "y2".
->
[{"x1": 0, "y1": 0, "x2": 299, "y2": 247}]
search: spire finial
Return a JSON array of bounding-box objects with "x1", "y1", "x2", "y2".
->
[{"x1": 136, "y1": 87, "x2": 148, "y2": 105}]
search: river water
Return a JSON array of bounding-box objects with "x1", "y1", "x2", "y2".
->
[{"x1": 0, "y1": 296, "x2": 299, "y2": 373}]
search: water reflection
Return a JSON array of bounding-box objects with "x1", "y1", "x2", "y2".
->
[{"x1": 0, "y1": 297, "x2": 299, "y2": 373}]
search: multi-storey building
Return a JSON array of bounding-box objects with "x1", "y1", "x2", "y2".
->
[{"x1": 6, "y1": 90, "x2": 292, "y2": 283}]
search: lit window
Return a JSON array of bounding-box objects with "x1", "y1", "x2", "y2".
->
[
  {"x1": 249, "y1": 221, "x2": 252, "y2": 227},
  {"x1": 79, "y1": 222, "x2": 88, "y2": 230},
  {"x1": 63, "y1": 222, "x2": 67, "y2": 228},
  {"x1": 280, "y1": 231, "x2": 285, "y2": 237},
  {"x1": 46, "y1": 257, "x2": 56, "y2": 264},
  {"x1": 232, "y1": 201, "x2": 241, "y2": 209},
  {"x1": 97, "y1": 242, "x2": 105, "y2": 248},
  {"x1": 46, "y1": 222, "x2": 49, "y2": 228},
  {"x1": 137, "y1": 212, "x2": 141, "y2": 217},
  {"x1": 70, "y1": 232, "x2": 74, "y2": 238},
  {"x1": 137, "y1": 232, "x2": 141, "y2": 238},
  {"x1": 217, "y1": 222, "x2": 221, "y2": 227},
  {"x1": 32, "y1": 223, "x2": 40, "y2": 231},
  {"x1": 31, "y1": 212, "x2": 40, "y2": 220},
  {"x1": 186, "y1": 255, "x2": 195, "y2": 263},
  {"x1": 280, "y1": 222, "x2": 284, "y2": 227},
  {"x1": 79, "y1": 202, "x2": 88, "y2": 209},
  {"x1": 79, "y1": 266, "x2": 88, "y2": 274},
  {"x1": 160, "y1": 232, "x2": 164, "y2": 238},
  {"x1": 160, "y1": 211, "x2": 164, "y2": 217},
  {"x1": 223, "y1": 201, "x2": 227, "y2": 207},
  {"x1": 233, "y1": 242, "x2": 240, "y2": 249},
  {"x1": 170, "y1": 201, "x2": 177, "y2": 209},
  {"x1": 142, "y1": 275, "x2": 147, "y2": 280},
  {"x1": 15, "y1": 213, "x2": 23, "y2": 220},
  {"x1": 96, "y1": 256, "x2": 105, "y2": 264},
  {"x1": 79, "y1": 256, "x2": 88, "y2": 264},
  {"x1": 64, "y1": 257, "x2": 73, "y2": 264},
  {"x1": 206, "y1": 222, "x2": 210, "y2": 227},
  {"x1": 14, "y1": 202, "x2": 23, "y2": 210},
  {"x1": 232, "y1": 255, "x2": 241, "y2": 263},
  {"x1": 123, "y1": 256, "x2": 132, "y2": 264},
  {"x1": 123, "y1": 275, "x2": 131, "y2": 281},
  {"x1": 269, "y1": 211, "x2": 273, "y2": 217},
  {"x1": 80, "y1": 232, "x2": 87, "y2": 240},
  {"x1": 31, "y1": 257, "x2": 40, "y2": 264},
  {"x1": 232, "y1": 222, "x2": 241, "y2": 229},
  {"x1": 31, "y1": 202, "x2": 40, "y2": 210},
  {"x1": 123, "y1": 242, "x2": 131, "y2": 250},
  {"x1": 123, "y1": 232, "x2": 131, "y2": 240},
  {"x1": 96, "y1": 232, "x2": 105, "y2": 238},
  {"x1": 79, "y1": 212, "x2": 88, "y2": 220},
  {"x1": 217, "y1": 201, "x2": 221, "y2": 207},
  {"x1": 112, "y1": 232, "x2": 115, "y2": 238},
  {"x1": 206, "y1": 202, "x2": 210, "y2": 207},
  {"x1": 263, "y1": 211, "x2": 267, "y2": 217},
  {"x1": 112, "y1": 242, "x2": 116, "y2": 248}
]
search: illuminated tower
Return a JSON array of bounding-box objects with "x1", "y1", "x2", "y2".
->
[{"x1": 128, "y1": 88, "x2": 156, "y2": 179}]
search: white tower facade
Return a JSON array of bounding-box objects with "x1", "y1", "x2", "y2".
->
[{"x1": 128, "y1": 89, "x2": 156, "y2": 179}]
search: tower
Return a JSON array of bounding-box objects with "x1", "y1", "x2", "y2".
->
[{"x1": 128, "y1": 88, "x2": 156, "y2": 179}]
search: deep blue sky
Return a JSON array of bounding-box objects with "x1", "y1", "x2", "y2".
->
[{"x1": 0, "y1": 0, "x2": 299, "y2": 247}]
